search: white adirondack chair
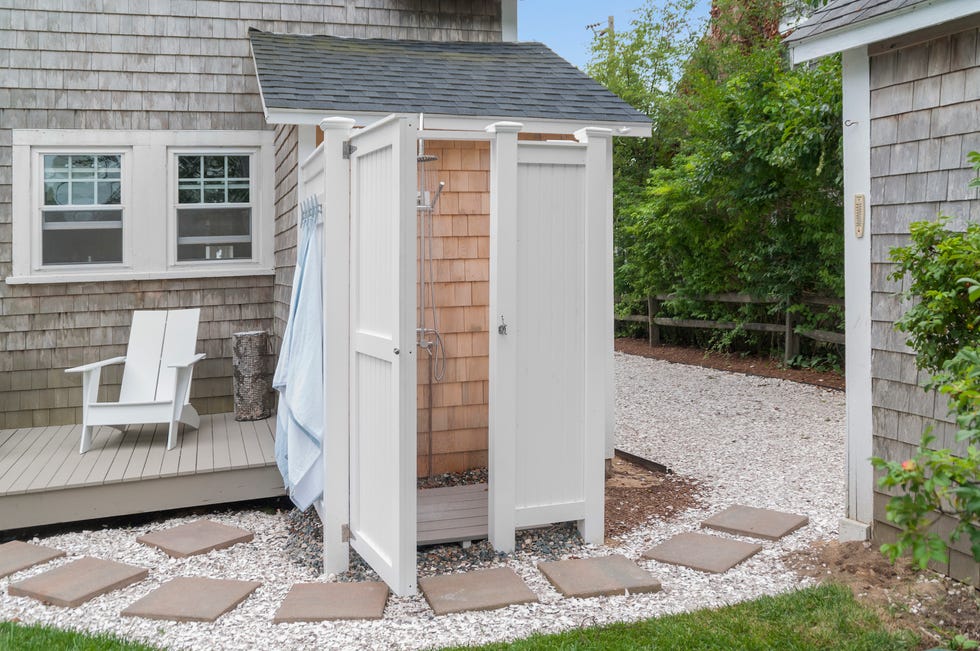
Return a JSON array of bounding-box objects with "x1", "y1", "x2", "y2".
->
[{"x1": 66, "y1": 309, "x2": 206, "y2": 453}]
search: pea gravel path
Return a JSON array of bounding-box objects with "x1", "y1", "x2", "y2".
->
[{"x1": 0, "y1": 351, "x2": 846, "y2": 650}]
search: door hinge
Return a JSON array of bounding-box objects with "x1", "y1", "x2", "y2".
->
[
  {"x1": 342, "y1": 141, "x2": 357, "y2": 159},
  {"x1": 341, "y1": 524, "x2": 351, "y2": 542}
]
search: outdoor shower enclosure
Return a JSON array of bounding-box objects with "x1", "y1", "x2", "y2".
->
[{"x1": 301, "y1": 115, "x2": 615, "y2": 596}]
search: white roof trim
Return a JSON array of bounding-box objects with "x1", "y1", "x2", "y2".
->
[
  {"x1": 264, "y1": 108, "x2": 653, "y2": 138},
  {"x1": 790, "y1": 0, "x2": 979, "y2": 63}
]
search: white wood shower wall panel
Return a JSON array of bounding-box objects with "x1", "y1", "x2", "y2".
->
[
  {"x1": 353, "y1": 352, "x2": 396, "y2": 560},
  {"x1": 356, "y1": 145, "x2": 395, "y2": 338},
  {"x1": 514, "y1": 146, "x2": 588, "y2": 519}
]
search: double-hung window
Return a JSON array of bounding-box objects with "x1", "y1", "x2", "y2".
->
[
  {"x1": 175, "y1": 154, "x2": 253, "y2": 262},
  {"x1": 10, "y1": 130, "x2": 274, "y2": 283},
  {"x1": 41, "y1": 153, "x2": 124, "y2": 265}
]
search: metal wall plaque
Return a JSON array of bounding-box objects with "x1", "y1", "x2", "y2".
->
[{"x1": 854, "y1": 194, "x2": 866, "y2": 238}]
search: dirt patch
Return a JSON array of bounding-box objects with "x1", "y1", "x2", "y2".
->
[
  {"x1": 615, "y1": 338, "x2": 845, "y2": 391},
  {"x1": 605, "y1": 455, "x2": 703, "y2": 542},
  {"x1": 787, "y1": 540, "x2": 980, "y2": 648}
]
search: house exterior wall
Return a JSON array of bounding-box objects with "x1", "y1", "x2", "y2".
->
[
  {"x1": 868, "y1": 25, "x2": 980, "y2": 584},
  {"x1": 0, "y1": 1, "x2": 502, "y2": 428}
]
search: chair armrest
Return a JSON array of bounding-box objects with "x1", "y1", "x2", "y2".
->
[
  {"x1": 65, "y1": 356, "x2": 127, "y2": 374},
  {"x1": 168, "y1": 353, "x2": 206, "y2": 369}
]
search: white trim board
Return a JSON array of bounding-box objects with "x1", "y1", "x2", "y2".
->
[
  {"x1": 263, "y1": 109, "x2": 652, "y2": 138},
  {"x1": 790, "y1": 0, "x2": 979, "y2": 63},
  {"x1": 8, "y1": 129, "x2": 275, "y2": 285},
  {"x1": 841, "y1": 47, "x2": 874, "y2": 529}
]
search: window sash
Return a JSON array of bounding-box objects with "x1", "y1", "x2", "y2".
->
[
  {"x1": 39, "y1": 152, "x2": 125, "y2": 267},
  {"x1": 172, "y1": 153, "x2": 256, "y2": 263}
]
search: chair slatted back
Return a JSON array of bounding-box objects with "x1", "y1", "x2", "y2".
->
[
  {"x1": 118, "y1": 309, "x2": 200, "y2": 403},
  {"x1": 157, "y1": 309, "x2": 200, "y2": 402}
]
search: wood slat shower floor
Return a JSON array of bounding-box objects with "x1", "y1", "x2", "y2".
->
[
  {"x1": 417, "y1": 483, "x2": 488, "y2": 545},
  {"x1": 0, "y1": 414, "x2": 285, "y2": 532}
]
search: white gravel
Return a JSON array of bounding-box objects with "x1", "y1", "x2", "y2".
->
[{"x1": 0, "y1": 351, "x2": 846, "y2": 650}]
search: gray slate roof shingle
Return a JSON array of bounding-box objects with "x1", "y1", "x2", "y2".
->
[
  {"x1": 249, "y1": 31, "x2": 650, "y2": 125},
  {"x1": 785, "y1": 0, "x2": 933, "y2": 43}
]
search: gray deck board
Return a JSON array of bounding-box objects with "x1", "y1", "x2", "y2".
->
[
  {"x1": 212, "y1": 414, "x2": 232, "y2": 472},
  {"x1": 27, "y1": 426, "x2": 78, "y2": 492},
  {"x1": 239, "y1": 419, "x2": 265, "y2": 469},
  {"x1": 176, "y1": 420, "x2": 201, "y2": 477},
  {"x1": 104, "y1": 424, "x2": 141, "y2": 485},
  {"x1": 84, "y1": 428, "x2": 129, "y2": 487},
  {"x1": 66, "y1": 427, "x2": 113, "y2": 486},
  {"x1": 0, "y1": 426, "x2": 60, "y2": 494},
  {"x1": 141, "y1": 423, "x2": 168, "y2": 479},
  {"x1": 5, "y1": 426, "x2": 65, "y2": 494},
  {"x1": 158, "y1": 425, "x2": 183, "y2": 478},
  {"x1": 43, "y1": 426, "x2": 90, "y2": 490},
  {"x1": 0, "y1": 414, "x2": 284, "y2": 531},
  {"x1": 256, "y1": 418, "x2": 276, "y2": 460},
  {"x1": 197, "y1": 414, "x2": 215, "y2": 474},
  {"x1": 122, "y1": 424, "x2": 156, "y2": 482},
  {"x1": 225, "y1": 414, "x2": 250, "y2": 471}
]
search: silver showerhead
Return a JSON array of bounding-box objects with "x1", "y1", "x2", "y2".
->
[{"x1": 417, "y1": 154, "x2": 438, "y2": 163}]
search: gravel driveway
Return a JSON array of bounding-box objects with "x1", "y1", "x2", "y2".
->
[{"x1": 0, "y1": 351, "x2": 846, "y2": 650}]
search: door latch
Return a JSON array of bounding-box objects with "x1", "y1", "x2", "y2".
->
[{"x1": 498, "y1": 315, "x2": 508, "y2": 335}]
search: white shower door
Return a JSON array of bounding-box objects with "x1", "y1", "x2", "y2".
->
[{"x1": 347, "y1": 115, "x2": 418, "y2": 596}]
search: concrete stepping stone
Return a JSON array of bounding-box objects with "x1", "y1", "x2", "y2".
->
[
  {"x1": 8, "y1": 557, "x2": 148, "y2": 607},
  {"x1": 0, "y1": 541, "x2": 65, "y2": 579},
  {"x1": 537, "y1": 554, "x2": 662, "y2": 598},
  {"x1": 642, "y1": 532, "x2": 762, "y2": 573},
  {"x1": 701, "y1": 505, "x2": 809, "y2": 540},
  {"x1": 137, "y1": 519, "x2": 253, "y2": 558},
  {"x1": 273, "y1": 582, "x2": 389, "y2": 622},
  {"x1": 122, "y1": 577, "x2": 261, "y2": 622},
  {"x1": 419, "y1": 567, "x2": 538, "y2": 616}
]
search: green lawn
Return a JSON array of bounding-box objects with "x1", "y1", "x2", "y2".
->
[
  {"x1": 1, "y1": 584, "x2": 917, "y2": 651},
  {"x1": 442, "y1": 584, "x2": 919, "y2": 650},
  {"x1": 0, "y1": 621, "x2": 159, "y2": 651}
]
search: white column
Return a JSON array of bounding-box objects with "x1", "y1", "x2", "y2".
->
[
  {"x1": 501, "y1": 0, "x2": 518, "y2": 41},
  {"x1": 320, "y1": 116, "x2": 355, "y2": 574},
  {"x1": 575, "y1": 126, "x2": 614, "y2": 544},
  {"x1": 487, "y1": 120, "x2": 522, "y2": 553},
  {"x1": 841, "y1": 47, "x2": 873, "y2": 541}
]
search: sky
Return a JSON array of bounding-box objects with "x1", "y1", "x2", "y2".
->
[{"x1": 518, "y1": 0, "x2": 712, "y2": 70}]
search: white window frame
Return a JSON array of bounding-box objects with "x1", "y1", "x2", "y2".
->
[
  {"x1": 33, "y1": 147, "x2": 132, "y2": 271},
  {"x1": 9, "y1": 129, "x2": 275, "y2": 284}
]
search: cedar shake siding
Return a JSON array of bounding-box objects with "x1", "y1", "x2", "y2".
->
[
  {"x1": 273, "y1": 123, "x2": 298, "y2": 353},
  {"x1": 869, "y1": 25, "x2": 980, "y2": 585},
  {"x1": 0, "y1": 1, "x2": 503, "y2": 429}
]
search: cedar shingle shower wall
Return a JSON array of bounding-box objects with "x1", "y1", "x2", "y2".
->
[{"x1": 417, "y1": 140, "x2": 490, "y2": 476}]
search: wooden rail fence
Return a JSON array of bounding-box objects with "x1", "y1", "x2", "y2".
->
[{"x1": 616, "y1": 293, "x2": 845, "y2": 363}]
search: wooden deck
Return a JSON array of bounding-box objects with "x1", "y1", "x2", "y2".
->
[
  {"x1": 417, "y1": 483, "x2": 488, "y2": 545},
  {"x1": 0, "y1": 414, "x2": 285, "y2": 531}
]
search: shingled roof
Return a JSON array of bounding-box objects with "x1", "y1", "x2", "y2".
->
[
  {"x1": 786, "y1": 0, "x2": 933, "y2": 43},
  {"x1": 248, "y1": 31, "x2": 650, "y2": 125}
]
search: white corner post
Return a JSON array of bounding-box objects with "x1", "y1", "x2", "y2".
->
[
  {"x1": 841, "y1": 47, "x2": 873, "y2": 541},
  {"x1": 501, "y1": 0, "x2": 517, "y2": 41},
  {"x1": 576, "y1": 126, "x2": 614, "y2": 544},
  {"x1": 487, "y1": 120, "x2": 522, "y2": 553},
  {"x1": 320, "y1": 116, "x2": 356, "y2": 574}
]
